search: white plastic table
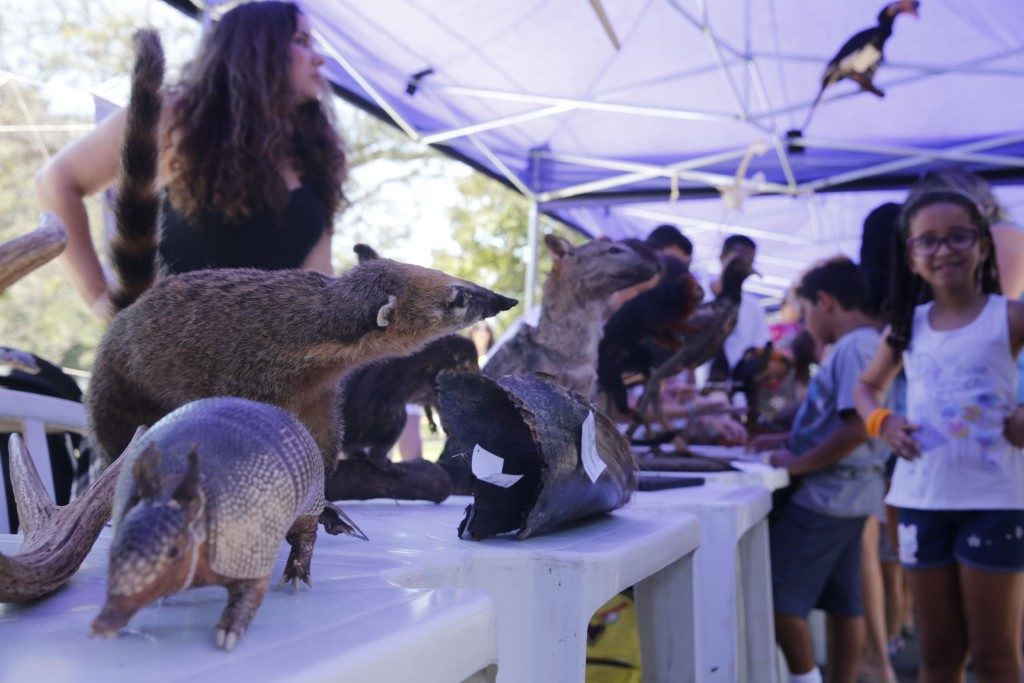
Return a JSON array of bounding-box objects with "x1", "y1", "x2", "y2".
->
[
  {"x1": 634, "y1": 484, "x2": 777, "y2": 683},
  {"x1": 0, "y1": 533, "x2": 498, "y2": 683},
  {"x1": 319, "y1": 498, "x2": 702, "y2": 683}
]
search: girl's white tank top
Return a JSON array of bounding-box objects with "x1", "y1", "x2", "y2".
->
[{"x1": 887, "y1": 295, "x2": 1024, "y2": 510}]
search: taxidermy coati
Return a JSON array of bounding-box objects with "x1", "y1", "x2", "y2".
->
[{"x1": 86, "y1": 30, "x2": 517, "y2": 477}]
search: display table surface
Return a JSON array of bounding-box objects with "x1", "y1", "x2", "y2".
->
[
  {"x1": 0, "y1": 497, "x2": 702, "y2": 683},
  {"x1": 683, "y1": 444, "x2": 791, "y2": 491},
  {"x1": 634, "y1": 483, "x2": 777, "y2": 683},
  {"x1": 327, "y1": 496, "x2": 702, "y2": 683},
  {"x1": 0, "y1": 533, "x2": 498, "y2": 683}
]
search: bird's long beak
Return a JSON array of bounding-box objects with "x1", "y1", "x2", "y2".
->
[{"x1": 901, "y1": 0, "x2": 920, "y2": 17}]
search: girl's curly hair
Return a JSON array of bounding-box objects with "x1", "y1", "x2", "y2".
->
[
  {"x1": 165, "y1": 1, "x2": 346, "y2": 225},
  {"x1": 886, "y1": 189, "x2": 1000, "y2": 360}
]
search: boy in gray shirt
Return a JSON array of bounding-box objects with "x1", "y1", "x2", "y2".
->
[{"x1": 748, "y1": 257, "x2": 886, "y2": 683}]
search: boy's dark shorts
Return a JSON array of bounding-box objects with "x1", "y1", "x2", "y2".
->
[
  {"x1": 771, "y1": 503, "x2": 866, "y2": 618},
  {"x1": 896, "y1": 507, "x2": 1024, "y2": 573}
]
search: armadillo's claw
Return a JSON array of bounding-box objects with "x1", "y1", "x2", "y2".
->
[
  {"x1": 319, "y1": 502, "x2": 369, "y2": 541},
  {"x1": 281, "y1": 558, "x2": 312, "y2": 590},
  {"x1": 216, "y1": 627, "x2": 242, "y2": 652}
]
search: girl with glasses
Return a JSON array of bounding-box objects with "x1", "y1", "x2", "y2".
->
[{"x1": 854, "y1": 189, "x2": 1024, "y2": 682}]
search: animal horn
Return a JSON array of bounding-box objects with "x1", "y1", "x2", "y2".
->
[
  {"x1": 0, "y1": 213, "x2": 68, "y2": 295},
  {"x1": 0, "y1": 426, "x2": 145, "y2": 603}
]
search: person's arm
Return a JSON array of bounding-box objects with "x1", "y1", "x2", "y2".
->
[
  {"x1": 853, "y1": 329, "x2": 921, "y2": 458},
  {"x1": 301, "y1": 228, "x2": 334, "y2": 276},
  {"x1": 768, "y1": 412, "x2": 866, "y2": 475},
  {"x1": 1003, "y1": 300, "x2": 1024, "y2": 446},
  {"x1": 746, "y1": 432, "x2": 788, "y2": 452},
  {"x1": 35, "y1": 108, "x2": 128, "y2": 318},
  {"x1": 991, "y1": 221, "x2": 1024, "y2": 300}
]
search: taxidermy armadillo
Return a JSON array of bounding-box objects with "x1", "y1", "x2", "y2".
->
[{"x1": 91, "y1": 397, "x2": 365, "y2": 651}]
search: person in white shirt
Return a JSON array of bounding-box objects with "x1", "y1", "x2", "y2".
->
[{"x1": 696, "y1": 234, "x2": 770, "y2": 383}]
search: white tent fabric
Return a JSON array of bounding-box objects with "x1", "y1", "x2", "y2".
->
[{"x1": 164, "y1": 0, "x2": 1024, "y2": 296}]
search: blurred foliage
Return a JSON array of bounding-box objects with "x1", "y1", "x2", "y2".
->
[{"x1": 0, "y1": 0, "x2": 198, "y2": 369}]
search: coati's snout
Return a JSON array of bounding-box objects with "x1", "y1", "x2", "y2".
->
[
  {"x1": 439, "y1": 282, "x2": 517, "y2": 329},
  {"x1": 457, "y1": 283, "x2": 517, "y2": 319}
]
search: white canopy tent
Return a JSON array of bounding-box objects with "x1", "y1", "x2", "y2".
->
[{"x1": 162, "y1": 0, "x2": 1024, "y2": 301}]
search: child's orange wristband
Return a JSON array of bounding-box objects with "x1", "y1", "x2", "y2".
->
[{"x1": 865, "y1": 407, "x2": 892, "y2": 438}]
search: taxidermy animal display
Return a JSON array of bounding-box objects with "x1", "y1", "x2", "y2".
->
[
  {"x1": 597, "y1": 255, "x2": 704, "y2": 418},
  {"x1": 801, "y1": 0, "x2": 920, "y2": 130},
  {"x1": 439, "y1": 372, "x2": 636, "y2": 541},
  {"x1": 0, "y1": 213, "x2": 67, "y2": 295},
  {"x1": 626, "y1": 256, "x2": 756, "y2": 437},
  {"x1": 87, "y1": 31, "x2": 517, "y2": 482},
  {"x1": 482, "y1": 235, "x2": 660, "y2": 396},
  {"x1": 324, "y1": 334, "x2": 478, "y2": 503},
  {"x1": 0, "y1": 434, "x2": 131, "y2": 603},
  {"x1": 87, "y1": 247, "x2": 515, "y2": 474},
  {"x1": 91, "y1": 398, "x2": 357, "y2": 651}
]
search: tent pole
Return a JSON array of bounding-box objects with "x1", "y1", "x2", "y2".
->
[
  {"x1": 524, "y1": 198, "x2": 540, "y2": 313},
  {"x1": 524, "y1": 149, "x2": 543, "y2": 313}
]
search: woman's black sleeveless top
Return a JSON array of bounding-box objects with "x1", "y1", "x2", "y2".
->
[{"x1": 157, "y1": 186, "x2": 326, "y2": 274}]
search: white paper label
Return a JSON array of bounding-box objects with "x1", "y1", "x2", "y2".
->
[
  {"x1": 471, "y1": 444, "x2": 523, "y2": 488},
  {"x1": 580, "y1": 411, "x2": 607, "y2": 483}
]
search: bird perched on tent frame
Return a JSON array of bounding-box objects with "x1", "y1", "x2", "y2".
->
[{"x1": 801, "y1": 0, "x2": 920, "y2": 131}]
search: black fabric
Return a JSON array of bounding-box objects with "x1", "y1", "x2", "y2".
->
[{"x1": 158, "y1": 186, "x2": 327, "y2": 274}]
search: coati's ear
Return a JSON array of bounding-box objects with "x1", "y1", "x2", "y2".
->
[
  {"x1": 354, "y1": 244, "x2": 380, "y2": 263},
  {"x1": 543, "y1": 234, "x2": 575, "y2": 258},
  {"x1": 377, "y1": 294, "x2": 397, "y2": 328},
  {"x1": 446, "y1": 286, "x2": 468, "y2": 308},
  {"x1": 172, "y1": 449, "x2": 202, "y2": 507},
  {"x1": 133, "y1": 443, "x2": 163, "y2": 500}
]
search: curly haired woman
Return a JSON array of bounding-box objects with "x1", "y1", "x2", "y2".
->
[{"x1": 36, "y1": 1, "x2": 346, "y2": 320}]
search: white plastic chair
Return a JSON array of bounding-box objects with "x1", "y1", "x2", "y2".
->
[{"x1": 0, "y1": 388, "x2": 88, "y2": 533}]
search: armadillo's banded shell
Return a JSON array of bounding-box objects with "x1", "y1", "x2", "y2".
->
[{"x1": 112, "y1": 397, "x2": 326, "y2": 579}]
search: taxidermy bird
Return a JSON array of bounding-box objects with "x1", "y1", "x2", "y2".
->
[
  {"x1": 801, "y1": 0, "x2": 920, "y2": 130},
  {"x1": 597, "y1": 255, "x2": 704, "y2": 418},
  {"x1": 625, "y1": 256, "x2": 756, "y2": 437}
]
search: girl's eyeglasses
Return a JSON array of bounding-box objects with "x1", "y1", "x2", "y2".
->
[{"x1": 906, "y1": 228, "x2": 981, "y2": 257}]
